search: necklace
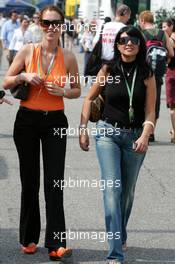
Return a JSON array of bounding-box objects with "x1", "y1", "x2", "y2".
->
[
  {"x1": 121, "y1": 64, "x2": 138, "y2": 123},
  {"x1": 38, "y1": 45, "x2": 57, "y2": 78},
  {"x1": 34, "y1": 45, "x2": 57, "y2": 100},
  {"x1": 122, "y1": 63, "x2": 135, "y2": 77}
]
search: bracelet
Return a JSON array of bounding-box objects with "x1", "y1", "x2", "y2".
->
[
  {"x1": 142, "y1": 121, "x2": 155, "y2": 129},
  {"x1": 79, "y1": 124, "x2": 87, "y2": 129}
]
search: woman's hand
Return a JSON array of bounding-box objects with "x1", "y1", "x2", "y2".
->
[
  {"x1": 79, "y1": 129, "x2": 89, "y2": 151},
  {"x1": 0, "y1": 97, "x2": 13, "y2": 105},
  {"x1": 21, "y1": 73, "x2": 43, "y2": 86},
  {"x1": 134, "y1": 135, "x2": 149, "y2": 153},
  {"x1": 44, "y1": 82, "x2": 64, "y2": 96}
]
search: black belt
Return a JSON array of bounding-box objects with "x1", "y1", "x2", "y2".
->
[
  {"x1": 102, "y1": 117, "x2": 142, "y2": 130},
  {"x1": 19, "y1": 106, "x2": 64, "y2": 115}
]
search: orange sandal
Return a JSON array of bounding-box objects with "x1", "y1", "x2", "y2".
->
[
  {"x1": 21, "y1": 243, "x2": 37, "y2": 254},
  {"x1": 48, "y1": 247, "x2": 72, "y2": 261}
]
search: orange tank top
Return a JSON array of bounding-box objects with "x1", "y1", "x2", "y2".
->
[{"x1": 21, "y1": 44, "x2": 67, "y2": 111}]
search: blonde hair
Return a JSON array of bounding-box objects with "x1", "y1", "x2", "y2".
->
[{"x1": 139, "y1": 10, "x2": 154, "y2": 24}]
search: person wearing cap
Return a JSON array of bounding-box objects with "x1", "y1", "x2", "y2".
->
[{"x1": 93, "y1": 4, "x2": 131, "y2": 61}]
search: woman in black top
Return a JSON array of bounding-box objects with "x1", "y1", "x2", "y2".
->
[{"x1": 79, "y1": 26, "x2": 156, "y2": 264}]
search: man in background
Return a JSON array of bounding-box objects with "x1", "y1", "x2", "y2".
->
[
  {"x1": 93, "y1": 4, "x2": 131, "y2": 61},
  {"x1": 1, "y1": 10, "x2": 20, "y2": 65},
  {"x1": 139, "y1": 11, "x2": 174, "y2": 141},
  {"x1": 0, "y1": 12, "x2": 6, "y2": 68}
]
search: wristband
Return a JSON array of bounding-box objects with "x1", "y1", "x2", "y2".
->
[
  {"x1": 79, "y1": 124, "x2": 87, "y2": 129},
  {"x1": 142, "y1": 121, "x2": 155, "y2": 129}
]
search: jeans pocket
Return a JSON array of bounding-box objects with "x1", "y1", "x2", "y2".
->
[{"x1": 96, "y1": 120, "x2": 110, "y2": 139}]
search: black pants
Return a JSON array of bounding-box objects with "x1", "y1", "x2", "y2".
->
[{"x1": 13, "y1": 107, "x2": 68, "y2": 248}]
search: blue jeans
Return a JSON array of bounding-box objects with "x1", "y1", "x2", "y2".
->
[{"x1": 95, "y1": 120, "x2": 146, "y2": 262}]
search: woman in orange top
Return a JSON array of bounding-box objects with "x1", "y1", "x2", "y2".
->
[{"x1": 3, "y1": 5, "x2": 80, "y2": 261}]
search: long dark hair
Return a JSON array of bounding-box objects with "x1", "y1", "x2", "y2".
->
[
  {"x1": 107, "y1": 26, "x2": 152, "y2": 79},
  {"x1": 163, "y1": 18, "x2": 175, "y2": 32}
]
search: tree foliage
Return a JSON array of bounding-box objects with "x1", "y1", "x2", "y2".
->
[{"x1": 155, "y1": 7, "x2": 175, "y2": 28}]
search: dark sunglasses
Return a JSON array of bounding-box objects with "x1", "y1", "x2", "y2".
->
[
  {"x1": 40, "y1": 19, "x2": 63, "y2": 28},
  {"x1": 118, "y1": 36, "x2": 140, "y2": 45}
]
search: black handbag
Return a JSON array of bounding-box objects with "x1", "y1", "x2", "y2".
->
[
  {"x1": 0, "y1": 90, "x2": 5, "y2": 99},
  {"x1": 10, "y1": 81, "x2": 30, "y2": 100},
  {"x1": 85, "y1": 25, "x2": 104, "y2": 76},
  {"x1": 10, "y1": 44, "x2": 34, "y2": 100}
]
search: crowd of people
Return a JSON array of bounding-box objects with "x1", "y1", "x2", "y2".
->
[{"x1": 0, "y1": 3, "x2": 175, "y2": 264}]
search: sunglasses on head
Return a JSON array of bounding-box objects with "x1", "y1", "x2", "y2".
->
[
  {"x1": 118, "y1": 36, "x2": 140, "y2": 45},
  {"x1": 40, "y1": 19, "x2": 63, "y2": 28}
]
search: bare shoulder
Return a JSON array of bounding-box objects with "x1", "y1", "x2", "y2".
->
[
  {"x1": 144, "y1": 74, "x2": 155, "y2": 87},
  {"x1": 97, "y1": 64, "x2": 109, "y2": 78},
  {"x1": 171, "y1": 32, "x2": 175, "y2": 40},
  {"x1": 63, "y1": 48, "x2": 77, "y2": 62},
  {"x1": 62, "y1": 48, "x2": 77, "y2": 71},
  {"x1": 15, "y1": 43, "x2": 33, "y2": 64},
  {"x1": 19, "y1": 43, "x2": 32, "y2": 56}
]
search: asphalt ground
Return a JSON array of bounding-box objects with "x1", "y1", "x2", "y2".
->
[{"x1": 0, "y1": 47, "x2": 175, "y2": 264}]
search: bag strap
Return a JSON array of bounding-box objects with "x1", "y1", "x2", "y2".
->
[
  {"x1": 156, "y1": 30, "x2": 164, "y2": 41},
  {"x1": 144, "y1": 29, "x2": 164, "y2": 42},
  {"x1": 93, "y1": 24, "x2": 104, "y2": 55},
  {"x1": 144, "y1": 30, "x2": 152, "y2": 41},
  {"x1": 26, "y1": 43, "x2": 35, "y2": 72}
]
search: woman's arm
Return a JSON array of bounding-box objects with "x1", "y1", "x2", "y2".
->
[
  {"x1": 64, "y1": 50, "x2": 81, "y2": 98},
  {"x1": 79, "y1": 65, "x2": 108, "y2": 151},
  {"x1": 80, "y1": 66, "x2": 107, "y2": 126},
  {"x1": 165, "y1": 31, "x2": 174, "y2": 58},
  {"x1": 3, "y1": 44, "x2": 43, "y2": 90},
  {"x1": 170, "y1": 32, "x2": 175, "y2": 48},
  {"x1": 135, "y1": 74, "x2": 156, "y2": 153}
]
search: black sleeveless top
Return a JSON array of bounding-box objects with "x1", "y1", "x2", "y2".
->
[
  {"x1": 102, "y1": 61, "x2": 146, "y2": 128},
  {"x1": 168, "y1": 48, "x2": 175, "y2": 68}
]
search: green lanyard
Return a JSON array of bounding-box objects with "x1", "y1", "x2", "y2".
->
[
  {"x1": 37, "y1": 47, "x2": 57, "y2": 80},
  {"x1": 121, "y1": 64, "x2": 137, "y2": 123}
]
